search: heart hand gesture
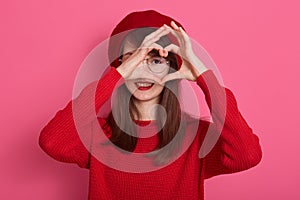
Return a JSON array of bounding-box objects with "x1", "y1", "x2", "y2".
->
[{"x1": 161, "y1": 21, "x2": 209, "y2": 83}]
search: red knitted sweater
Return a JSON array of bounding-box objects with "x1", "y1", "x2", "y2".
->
[{"x1": 39, "y1": 67, "x2": 262, "y2": 200}]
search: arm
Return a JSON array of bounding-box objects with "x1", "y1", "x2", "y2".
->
[
  {"x1": 39, "y1": 67, "x2": 123, "y2": 168},
  {"x1": 196, "y1": 70, "x2": 262, "y2": 179},
  {"x1": 160, "y1": 21, "x2": 262, "y2": 178},
  {"x1": 39, "y1": 25, "x2": 174, "y2": 168}
]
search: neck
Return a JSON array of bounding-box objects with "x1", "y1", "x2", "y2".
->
[{"x1": 133, "y1": 97, "x2": 160, "y2": 121}]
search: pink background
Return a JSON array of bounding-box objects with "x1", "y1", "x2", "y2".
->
[{"x1": 1, "y1": 0, "x2": 299, "y2": 199}]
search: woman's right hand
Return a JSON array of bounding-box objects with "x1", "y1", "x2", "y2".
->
[{"x1": 116, "y1": 25, "x2": 171, "y2": 83}]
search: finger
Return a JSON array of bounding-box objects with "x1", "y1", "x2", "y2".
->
[
  {"x1": 164, "y1": 24, "x2": 181, "y2": 39},
  {"x1": 171, "y1": 21, "x2": 190, "y2": 43},
  {"x1": 131, "y1": 47, "x2": 151, "y2": 60},
  {"x1": 141, "y1": 28, "x2": 171, "y2": 48},
  {"x1": 142, "y1": 25, "x2": 166, "y2": 42},
  {"x1": 121, "y1": 47, "x2": 151, "y2": 71},
  {"x1": 162, "y1": 49, "x2": 168, "y2": 57},
  {"x1": 159, "y1": 49, "x2": 164, "y2": 57},
  {"x1": 170, "y1": 21, "x2": 180, "y2": 30},
  {"x1": 163, "y1": 24, "x2": 184, "y2": 46},
  {"x1": 179, "y1": 27, "x2": 191, "y2": 45},
  {"x1": 147, "y1": 73, "x2": 164, "y2": 85},
  {"x1": 138, "y1": 43, "x2": 164, "y2": 53},
  {"x1": 158, "y1": 49, "x2": 169, "y2": 57},
  {"x1": 161, "y1": 71, "x2": 183, "y2": 83},
  {"x1": 141, "y1": 26, "x2": 167, "y2": 44},
  {"x1": 125, "y1": 42, "x2": 166, "y2": 71},
  {"x1": 131, "y1": 43, "x2": 166, "y2": 68},
  {"x1": 164, "y1": 44, "x2": 181, "y2": 56},
  {"x1": 135, "y1": 43, "x2": 164, "y2": 57},
  {"x1": 148, "y1": 43, "x2": 164, "y2": 50},
  {"x1": 167, "y1": 25, "x2": 193, "y2": 54}
]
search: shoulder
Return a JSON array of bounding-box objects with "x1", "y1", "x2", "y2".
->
[{"x1": 182, "y1": 114, "x2": 213, "y2": 142}]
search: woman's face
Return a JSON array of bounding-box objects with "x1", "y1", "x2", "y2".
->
[{"x1": 121, "y1": 41, "x2": 170, "y2": 103}]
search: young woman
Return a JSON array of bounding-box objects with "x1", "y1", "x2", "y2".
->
[{"x1": 39, "y1": 10, "x2": 262, "y2": 200}]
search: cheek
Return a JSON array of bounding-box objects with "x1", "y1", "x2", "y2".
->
[
  {"x1": 154, "y1": 84, "x2": 164, "y2": 91},
  {"x1": 155, "y1": 67, "x2": 171, "y2": 79},
  {"x1": 124, "y1": 81, "x2": 136, "y2": 94},
  {"x1": 150, "y1": 84, "x2": 165, "y2": 97}
]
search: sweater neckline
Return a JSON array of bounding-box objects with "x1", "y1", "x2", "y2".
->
[{"x1": 134, "y1": 119, "x2": 158, "y2": 127}]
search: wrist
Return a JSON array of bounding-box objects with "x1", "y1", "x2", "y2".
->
[
  {"x1": 186, "y1": 53, "x2": 207, "y2": 76},
  {"x1": 116, "y1": 67, "x2": 127, "y2": 79},
  {"x1": 189, "y1": 56, "x2": 208, "y2": 78}
]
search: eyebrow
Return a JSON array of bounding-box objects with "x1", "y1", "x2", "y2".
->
[{"x1": 123, "y1": 52, "x2": 133, "y2": 56}]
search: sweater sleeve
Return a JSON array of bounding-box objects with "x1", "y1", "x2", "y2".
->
[
  {"x1": 39, "y1": 67, "x2": 123, "y2": 168},
  {"x1": 196, "y1": 70, "x2": 262, "y2": 179}
]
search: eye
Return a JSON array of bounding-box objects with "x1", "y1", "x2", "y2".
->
[{"x1": 150, "y1": 57, "x2": 165, "y2": 65}]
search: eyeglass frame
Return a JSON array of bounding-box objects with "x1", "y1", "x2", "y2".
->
[{"x1": 118, "y1": 53, "x2": 171, "y2": 73}]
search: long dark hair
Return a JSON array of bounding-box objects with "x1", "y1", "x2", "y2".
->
[{"x1": 103, "y1": 27, "x2": 187, "y2": 166}]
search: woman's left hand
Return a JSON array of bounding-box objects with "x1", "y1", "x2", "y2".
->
[{"x1": 161, "y1": 21, "x2": 209, "y2": 83}]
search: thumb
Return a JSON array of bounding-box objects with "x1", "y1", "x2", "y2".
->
[
  {"x1": 161, "y1": 71, "x2": 183, "y2": 84},
  {"x1": 164, "y1": 44, "x2": 181, "y2": 56}
]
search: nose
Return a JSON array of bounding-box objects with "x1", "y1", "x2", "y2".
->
[
  {"x1": 129, "y1": 62, "x2": 162, "y2": 83},
  {"x1": 133, "y1": 61, "x2": 151, "y2": 74}
]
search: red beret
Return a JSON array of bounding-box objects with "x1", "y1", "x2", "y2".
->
[{"x1": 108, "y1": 10, "x2": 184, "y2": 68}]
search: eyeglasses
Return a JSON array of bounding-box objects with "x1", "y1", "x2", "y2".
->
[
  {"x1": 144, "y1": 56, "x2": 170, "y2": 73},
  {"x1": 119, "y1": 54, "x2": 170, "y2": 74}
]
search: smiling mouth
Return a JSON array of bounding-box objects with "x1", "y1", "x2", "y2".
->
[{"x1": 135, "y1": 82, "x2": 155, "y2": 90}]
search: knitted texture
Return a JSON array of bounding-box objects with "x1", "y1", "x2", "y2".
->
[{"x1": 39, "y1": 67, "x2": 262, "y2": 199}]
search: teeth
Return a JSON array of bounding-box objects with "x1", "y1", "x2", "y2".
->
[{"x1": 135, "y1": 82, "x2": 153, "y2": 87}]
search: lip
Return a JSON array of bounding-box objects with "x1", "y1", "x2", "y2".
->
[
  {"x1": 134, "y1": 78, "x2": 155, "y2": 83},
  {"x1": 135, "y1": 82, "x2": 154, "y2": 91}
]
